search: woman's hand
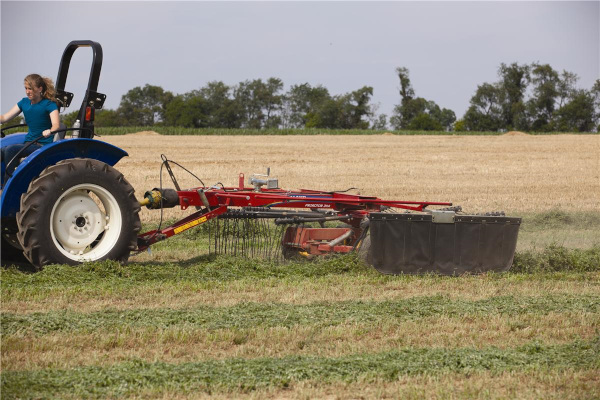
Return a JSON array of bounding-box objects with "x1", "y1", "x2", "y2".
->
[{"x1": 42, "y1": 129, "x2": 52, "y2": 137}]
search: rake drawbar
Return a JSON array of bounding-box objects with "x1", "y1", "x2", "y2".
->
[{"x1": 136, "y1": 171, "x2": 521, "y2": 275}]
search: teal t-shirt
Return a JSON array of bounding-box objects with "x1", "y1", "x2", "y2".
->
[{"x1": 17, "y1": 97, "x2": 58, "y2": 145}]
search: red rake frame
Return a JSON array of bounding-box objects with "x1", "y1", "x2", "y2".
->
[{"x1": 136, "y1": 180, "x2": 451, "y2": 255}]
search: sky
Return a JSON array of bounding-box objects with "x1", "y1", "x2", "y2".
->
[{"x1": 1, "y1": 1, "x2": 598, "y2": 123}]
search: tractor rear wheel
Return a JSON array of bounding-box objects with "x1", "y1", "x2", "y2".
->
[{"x1": 16, "y1": 158, "x2": 141, "y2": 269}]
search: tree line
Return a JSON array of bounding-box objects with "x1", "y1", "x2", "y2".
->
[
  {"x1": 62, "y1": 63, "x2": 599, "y2": 132},
  {"x1": 70, "y1": 79, "x2": 377, "y2": 131},
  {"x1": 459, "y1": 63, "x2": 600, "y2": 132}
]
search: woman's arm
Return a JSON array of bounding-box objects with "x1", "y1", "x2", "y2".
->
[
  {"x1": 42, "y1": 110, "x2": 60, "y2": 137},
  {"x1": 0, "y1": 104, "x2": 22, "y2": 124}
]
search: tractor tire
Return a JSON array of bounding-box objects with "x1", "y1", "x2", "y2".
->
[{"x1": 16, "y1": 158, "x2": 141, "y2": 269}]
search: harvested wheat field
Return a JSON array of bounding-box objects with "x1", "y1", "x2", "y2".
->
[{"x1": 103, "y1": 134, "x2": 600, "y2": 222}]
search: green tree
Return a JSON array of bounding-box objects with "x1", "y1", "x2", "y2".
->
[
  {"x1": 367, "y1": 104, "x2": 388, "y2": 130},
  {"x1": 282, "y1": 83, "x2": 330, "y2": 128},
  {"x1": 390, "y1": 67, "x2": 455, "y2": 131},
  {"x1": 390, "y1": 67, "x2": 416, "y2": 129},
  {"x1": 407, "y1": 113, "x2": 443, "y2": 131},
  {"x1": 556, "y1": 71, "x2": 579, "y2": 108},
  {"x1": 262, "y1": 78, "x2": 284, "y2": 128},
  {"x1": 463, "y1": 83, "x2": 503, "y2": 131},
  {"x1": 454, "y1": 119, "x2": 466, "y2": 132},
  {"x1": 463, "y1": 62, "x2": 596, "y2": 132},
  {"x1": 554, "y1": 90, "x2": 597, "y2": 132},
  {"x1": 118, "y1": 84, "x2": 174, "y2": 126},
  {"x1": 396, "y1": 67, "x2": 415, "y2": 101},
  {"x1": 370, "y1": 114, "x2": 388, "y2": 130},
  {"x1": 199, "y1": 81, "x2": 242, "y2": 128},
  {"x1": 94, "y1": 109, "x2": 125, "y2": 127},
  {"x1": 234, "y1": 78, "x2": 284, "y2": 129},
  {"x1": 164, "y1": 93, "x2": 209, "y2": 128},
  {"x1": 344, "y1": 86, "x2": 374, "y2": 129},
  {"x1": 497, "y1": 62, "x2": 530, "y2": 130},
  {"x1": 306, "y1": 97, "x2": 339, "y2": 128},
  {"x1": 439, "y1": 108, "x2": 457, "y2": 131},
  {"x1": 528, "y1": 63, "x2": 560, "y2": 131},
  {"x1": 302, "y1": 86, "x2": 373, "y2": 129}
]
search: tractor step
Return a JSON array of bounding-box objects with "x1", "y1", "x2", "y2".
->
[{"x1": 368, "y1": 212, "x2": 521, "y2": 275}]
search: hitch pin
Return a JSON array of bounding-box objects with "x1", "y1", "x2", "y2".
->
[{"x1": 197, "y1": 189, "x2": 211, "y2": 211}]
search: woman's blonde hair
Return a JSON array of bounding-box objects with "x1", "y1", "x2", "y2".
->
[{"x1": 24, "y1": 74, "x2": 56, "y2": 101}]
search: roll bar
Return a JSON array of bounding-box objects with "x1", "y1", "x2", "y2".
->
[{"x1": 55, "y1": 40, "x2": 106, "y2": 139}]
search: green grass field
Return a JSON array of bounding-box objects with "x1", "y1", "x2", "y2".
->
[{"x1": 1, "y1": 210, "x2": 599, "y2": 399}]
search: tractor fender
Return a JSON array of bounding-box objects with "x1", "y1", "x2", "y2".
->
[{"x1": 1, "y1": 138, "x2": 128, "y2": 219}]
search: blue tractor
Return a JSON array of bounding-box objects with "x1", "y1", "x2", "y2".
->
[{"x1": 1, "y1": 41, "x2": 141, "y2": 269}]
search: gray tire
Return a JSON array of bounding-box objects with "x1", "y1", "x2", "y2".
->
[{"x1": 16, "y1": 158, "x2": 141, "y2": 269}]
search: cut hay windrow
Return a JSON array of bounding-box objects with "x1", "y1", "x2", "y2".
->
[
  {"x1": 2, "y1": 339, "x2": 598, "y2": 398},
  {"x1": 3, "y1": 294, "x2": 598, "y2": 336}
]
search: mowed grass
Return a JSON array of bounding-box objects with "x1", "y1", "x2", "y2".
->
[
  {"x1": 3, "y1": 340, "x2": 599, "y2": 398},
  {"x1": 2, "y1": 248, "x2": 599, "y2": 398},
  {"x1": 2, "y1": 134, "x2": 600, "y2": 398},
  {"x1": 517, "y1": 210, "x2": 600, "y2": 251}
]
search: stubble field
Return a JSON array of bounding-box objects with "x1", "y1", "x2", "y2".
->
[
  {"x1": 106, "y1": 132, "x2": 600, "y2": 216},
  {"x1": 1, "y1": 133, "x2": 599, "y2": 399}
]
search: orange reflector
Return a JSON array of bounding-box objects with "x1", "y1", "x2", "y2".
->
[{"x1": 85, "y1": 107, "x2": 92, "y2": 121}]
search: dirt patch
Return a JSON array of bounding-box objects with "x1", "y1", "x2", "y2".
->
[
  {"x1": 503, "y1": 131, "x2": 529, "y2": 136},
  {"x1": 127, "y1": 131, "x2": 160, "y2": 136},
  {"x1": 381, "y1": 132, "x2": 395, "y2": 136}
]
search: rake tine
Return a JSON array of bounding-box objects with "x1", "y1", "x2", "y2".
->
[
  {"x1": 223, "y1": 218, "x2": 227, "y2": 255},
  {"x1": 218, "y1": 218, "x2": 223, "y2": 255},
  {"x1": 233, "y1": 218, "x2": 239, "y2": 256},
  {"x1": 208, "y1": 218, "x2": 212, "y2": 255},
  {"x1": 261, "y1": 218, "x2": 269, "y2": 259},
  {"x1": 241, "y1": 218, "x2": 246, "y2": 257}
]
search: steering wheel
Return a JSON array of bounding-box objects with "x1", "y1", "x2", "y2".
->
[{"x1": 1, "y1": 123, "x2": 29, "y2": 138}]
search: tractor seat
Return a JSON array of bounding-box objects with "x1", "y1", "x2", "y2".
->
[{"x1": 53, "y1": 123, "x2": 68, "y2": 142}]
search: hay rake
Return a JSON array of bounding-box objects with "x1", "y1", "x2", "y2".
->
[{"x1": 137, "y1": 162, "x2": 521, "y2": 275}]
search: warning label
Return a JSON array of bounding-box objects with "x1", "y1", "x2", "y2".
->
[{"x1": 174, "y1": 216, "x2": 208, "y2": 234}]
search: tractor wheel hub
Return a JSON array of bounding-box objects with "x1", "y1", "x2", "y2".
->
[{"x1": 52, "y1": 190, "x2": 106, "y2": 251}]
